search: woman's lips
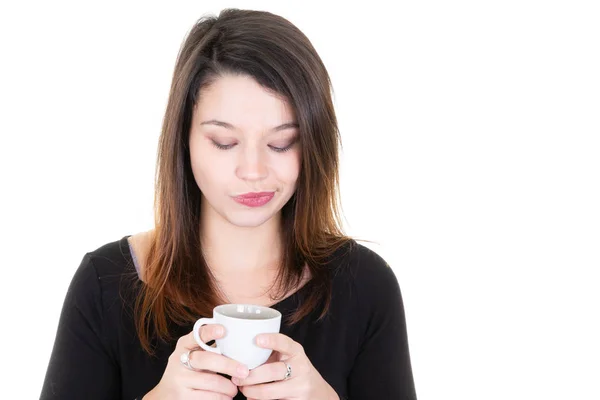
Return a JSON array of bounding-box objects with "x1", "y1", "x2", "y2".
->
[{"x1": 232, "y1": 192, "x2": 275, "y2": 207}]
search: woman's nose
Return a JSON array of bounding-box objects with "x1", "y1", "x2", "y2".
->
[{"x1": 235, "y1": 147, "x2": 268, "y2": 181}]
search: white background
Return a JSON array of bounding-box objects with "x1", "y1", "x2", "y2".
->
[{"x1": 1, "y1": 1, "x2": 599, "y2": 399}]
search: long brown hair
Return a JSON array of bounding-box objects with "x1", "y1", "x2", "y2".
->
[{"x1": 135, "y1": 8, "x2": 351, "y2": 355}]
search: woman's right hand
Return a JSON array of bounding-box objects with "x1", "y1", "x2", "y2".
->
[{"x1": 144, "y1": 324, "x2": 250, "y2": 399}]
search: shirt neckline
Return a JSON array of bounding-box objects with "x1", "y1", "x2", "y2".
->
[{"x1": 119, "y1": 234, "x2": 312, "y2": 312}]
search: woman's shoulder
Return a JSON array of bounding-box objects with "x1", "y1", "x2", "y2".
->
[
  {"x1": 66, "y1": 232, "x2": 146, "y2": 307},
  {"x1": 84, "y1": 233, "x2": 141, "y2": 279},
  {"x1": 54, "y1": 234, "x2": 138, "y2": 325},
  {"x1": 329, "y1": 239, "x2": 402, "y2": 304},
  {"x1": 329, "y1": 239, "x2": 395, "y2": 278}
]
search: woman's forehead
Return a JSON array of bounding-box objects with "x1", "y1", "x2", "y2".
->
[{"x1": 194, "y1": 75, "x2": 297, "y2": 133}]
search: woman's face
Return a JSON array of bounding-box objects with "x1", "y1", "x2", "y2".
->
[{"x1": 189, "y1": 74, "x2": 301, "y2": 228}]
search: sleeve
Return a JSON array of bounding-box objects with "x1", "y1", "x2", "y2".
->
[
  {"x1": 40, "y1": 253, "x2": 121, "y2": 399},
  {"x1": 347, "y1": 249, "x2": 417, "y2": 400}
]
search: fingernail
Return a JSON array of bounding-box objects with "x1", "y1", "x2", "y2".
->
[
  {"x1": 256, "y1": 336, "x2": 266, "y2": 346},
  {"x1": 215, "y1": 326, "x2": 224, "y2": 336},
  {"x1": 237, "y1": 365, "x2": 249, "y2": 378}
]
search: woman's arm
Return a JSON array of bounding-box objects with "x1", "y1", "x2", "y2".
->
[
  {"x1": 347, "y1": 249, "x2": 417, "y2": 399},
  {"x1": 40, "y1": 254, "x2": 121, "y2": 399}
]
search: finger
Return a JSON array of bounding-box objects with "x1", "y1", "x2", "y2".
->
[
  {"x1": 255, "y1": 333, "x2": 301, "y2": 356},
  {"x1": 198, "y1": 323, "x2": 226, "y2": 344},
  {"x1": 185, "y1": 349, "x2": 250, "y2": 379},
  {"x1": 265, "y1": 351, "x2": 278, "y2": 364},
  {"x1": 181, "y1": 370, "x2": 238, "y2": 398},
  {"x1": 240, "y1": 380, "x2": 290, "y2": 400},
  {"x1": 177, "y1": 325, "x2": 226, "y2": 350},
  {"x1": 232, "y1": 360, "x2": 289, "y2": 386}
]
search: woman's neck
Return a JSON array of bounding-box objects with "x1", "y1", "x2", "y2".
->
[{"x1": 199, "y1": 206, "x2": 283, "y2": 275}]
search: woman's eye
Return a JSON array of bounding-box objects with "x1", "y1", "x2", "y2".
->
[
  {"x1": 211, "y1": 141, "x2": 236, "y2": 150},
  {"x1": 268, "y1": 142, "x2": 295, "y2": 153},
  {"x1": 210, "y1": 140, "x2": 295, "y2": 152}
]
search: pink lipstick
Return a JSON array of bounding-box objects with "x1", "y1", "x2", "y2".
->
[{"x1": 233, "y1": 192, "x2": 275, "y2": 207}]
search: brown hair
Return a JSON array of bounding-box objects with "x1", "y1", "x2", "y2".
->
[{"x1": 135, "y1": 8, "x2": 351, "y2": 355}]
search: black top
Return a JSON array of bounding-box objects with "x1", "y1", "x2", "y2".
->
[{"x1": 40, "y1": 235, "x2": 417, "y2": 399}]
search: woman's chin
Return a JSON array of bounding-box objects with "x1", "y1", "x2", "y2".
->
[{"x1": 224, "y1": 210, "x2": 280, "y2": 229}]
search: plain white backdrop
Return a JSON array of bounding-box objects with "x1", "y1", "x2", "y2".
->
[{"x1": 1, "y1": 1, "x2": 599, "y2": 399}]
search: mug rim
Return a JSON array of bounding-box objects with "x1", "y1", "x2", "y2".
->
[{"x1": 214, "y1": 303, "x2": 282, "y2": 321}]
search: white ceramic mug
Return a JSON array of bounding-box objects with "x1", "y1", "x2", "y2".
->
[{"x1": 193, "y1": 304, "x2": 282, "y2": 370}]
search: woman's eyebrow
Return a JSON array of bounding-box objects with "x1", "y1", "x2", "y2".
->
[{"x1": 200, "y1": 119, "x2": 299, "y2": 132}]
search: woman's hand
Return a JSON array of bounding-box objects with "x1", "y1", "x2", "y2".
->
[
  {"x1": 232, "y1": 333, "x2": 339, "y2": 400},
  {"x1": 144, "y1": 324, "x2": 251, "y2": 400}
]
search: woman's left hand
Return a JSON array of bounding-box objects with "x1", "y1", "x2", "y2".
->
[{"x1": 231, "y1": 333, "x2": 339, "y2": 400}]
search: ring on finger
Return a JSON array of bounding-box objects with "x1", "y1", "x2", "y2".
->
[
  {"x1": 180, "y1": 348, "x2": 202, "y2": 371},
  {"x1": 282, "y1": 361, "x2": 292, "y2": 380}
]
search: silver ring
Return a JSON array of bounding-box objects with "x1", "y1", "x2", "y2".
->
[
  {"x1": 180, "y1": 348, "x2": 202, "y2": 371},
  {"x1": 282, "y1": 361, "x2": 292, "y2": 380}
]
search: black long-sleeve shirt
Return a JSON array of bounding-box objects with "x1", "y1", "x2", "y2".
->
[{"x1": 40, "y1": 235, "x2": 417, "y2": 399}]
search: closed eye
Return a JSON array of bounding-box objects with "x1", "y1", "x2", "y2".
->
[
  {"x1": 210, "y1": 140, "x2": 297, "y2": 152},
  {"x1": 211, "y1": 141, "x2": 236, "y2": 150},
  {"x1": 269, "y1": 137, "x2": 298, "y2": 153},
  {"x1": 268, "y1": 143, "x2": 295, "y2": 153}
]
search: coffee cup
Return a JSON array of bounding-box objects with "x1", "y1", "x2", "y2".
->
[{"x1": 193, "y1": 304, "x2": 282, "y2": 370}]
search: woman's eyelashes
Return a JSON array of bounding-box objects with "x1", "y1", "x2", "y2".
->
[
  {"x1": 210, "y1": 140, "x2": 296, "y2": 152},
  {"x1": 211, "y1": 141, "x2": 236, "y2": 150},
  {"x1": 268, "y1": 142, "x2": 295, "y2": 153}
]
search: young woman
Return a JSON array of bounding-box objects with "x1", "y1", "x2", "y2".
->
[{"x1": 41, "y1": 8, "x2": 417, "y2": 400}]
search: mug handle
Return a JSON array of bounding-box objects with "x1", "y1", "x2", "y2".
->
[{"x1": 193, "y1": 318, "x2": 223, "y2": 355}]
